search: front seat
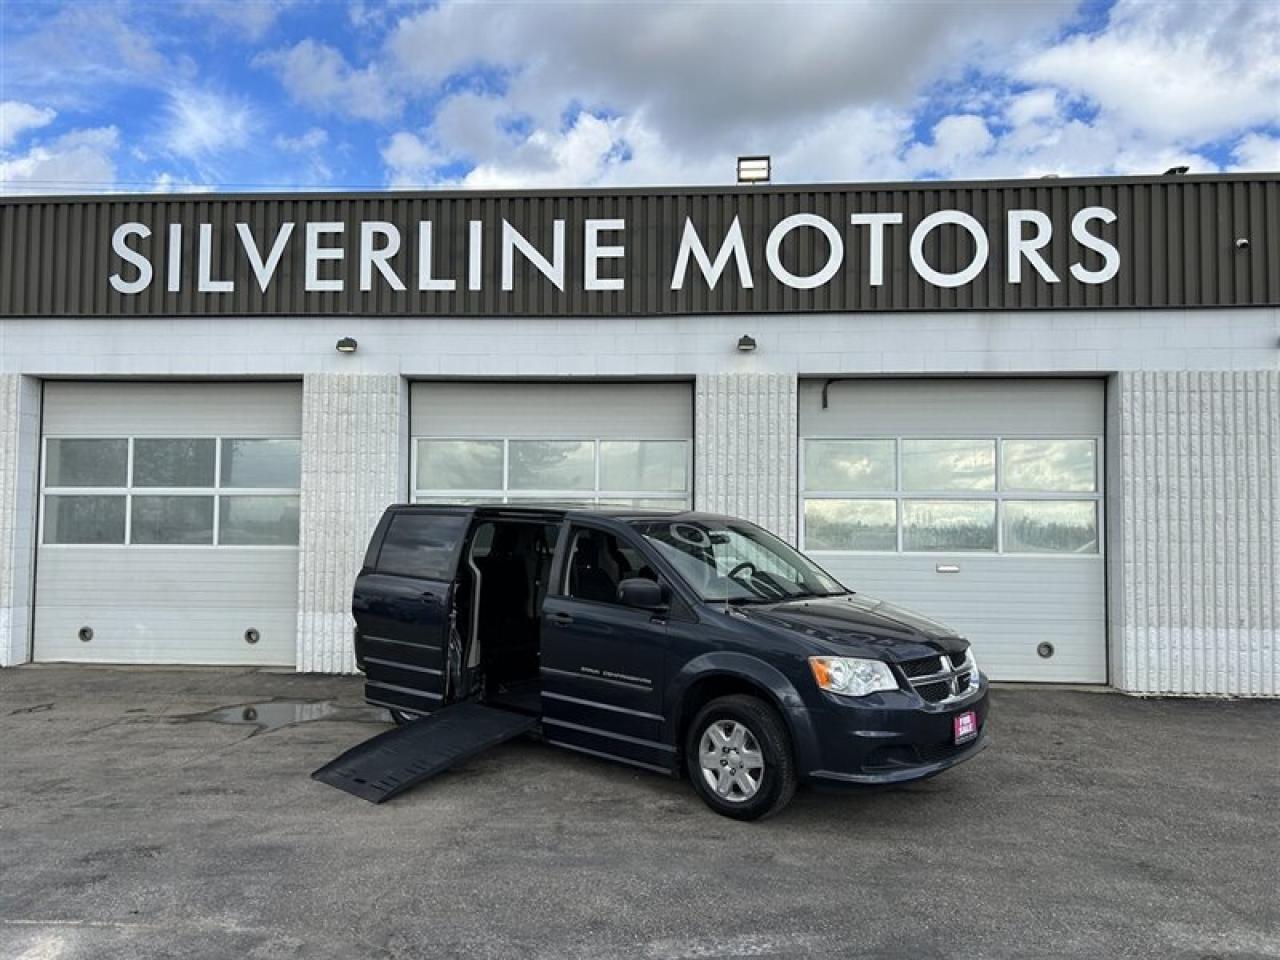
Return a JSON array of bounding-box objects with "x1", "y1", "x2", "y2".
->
[{"x1": 569, "y1": 533, "x2": 618, "y2": 604}]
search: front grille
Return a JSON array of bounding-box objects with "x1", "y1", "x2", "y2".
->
[
  {"x1": 917, "y1": 737, "x2": 977, "y2": 765},
  {"x1": 900, "y1": 650, "x2": 977, "y2": 704},
  {"x1": 915, "y1": 681, "x2": 951, "y2": 703},
  {"x1": 900, "y1": 656, "x2": 945, "y2": 678}
]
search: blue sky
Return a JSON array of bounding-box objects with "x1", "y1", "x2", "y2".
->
[{"x1": 1, "y1": 0, "x2": 1277, "y2": 194}]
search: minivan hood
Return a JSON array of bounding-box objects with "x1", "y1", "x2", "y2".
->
[{"x1": 732, "y1": 593, "x2": 967, "y2": 661}]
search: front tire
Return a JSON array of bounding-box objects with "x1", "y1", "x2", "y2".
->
[{"x1": 685, "y1": 695, "x2": 797, "y2": 821}]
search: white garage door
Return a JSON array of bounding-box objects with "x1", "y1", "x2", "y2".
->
[
  {"x1": 410, "y1": 382, "x2": 692, "y2": 508},
  {"x1": 799, "y1": 378, "x2": 1105, "y2": 683},
  {"x1": 34, "y1": 382, "x2": 302, "y2": 666}
]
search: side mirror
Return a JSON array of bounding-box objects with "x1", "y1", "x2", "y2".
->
[{"x1": 617, "y1": 577, "x2": 668, "y2": 611}]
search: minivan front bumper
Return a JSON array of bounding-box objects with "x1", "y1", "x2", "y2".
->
[{"x1": 797, "y1": 678, "x2": 991, "y2": 787}]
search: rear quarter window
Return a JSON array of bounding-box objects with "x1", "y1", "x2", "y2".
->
[{"x1": 376, "y1": 513, "x2": 468, "y2": 580}]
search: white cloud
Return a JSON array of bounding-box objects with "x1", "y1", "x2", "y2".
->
[
  {"x1": 0, "y1": 101, "x2": 56, "y2": 148},
  {"x1": 382, "y1": 131, "x2": 445, "y2": 187},
  {"x1": 275, "y1": 127, "x2": 329, "y2": 152},
  {"x1": 256, "y1": 39, "x2": 399, "y2": 122},
  {"x1": 1231, "y1": 133, "x2": 1280, "y2": 172},
  {"x1": 181, "y1": 0, "x2": 296, "y2": 40},
  {"x1": 0, "y1": 126, "x2": 119, "y2": 194},
  {"x1": 905, "y1": 115, "x2": 996, "y2": 175},
  {"x1": 163, "y1": 88, "x2": 256, "y2": 162},
  {"x1": 1020, "y1": 0, "x2": 1280, "y2": 142}
]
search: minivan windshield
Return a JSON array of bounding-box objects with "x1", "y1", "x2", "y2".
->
[{"x1": 629, "y1": 518, "x2": 847, "y2": 604}]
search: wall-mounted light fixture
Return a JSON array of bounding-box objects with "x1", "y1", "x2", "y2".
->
[
  {"x1": 1235, "y1": 237, "x2": 1251, "y2": 250},
  {"x1": 335, "y1": 337, "x2": 358, "y2": 354},
  {"x1": 736, "y1": 156, "x2": 771, "y2": 184},
  {"x1": 737, "y1": 335, "x2": 758, "y2": 352}
]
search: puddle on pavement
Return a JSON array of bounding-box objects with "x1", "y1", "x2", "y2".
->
[{"x1": 174, "y1": 699, "x2": 391, "y2": 736}]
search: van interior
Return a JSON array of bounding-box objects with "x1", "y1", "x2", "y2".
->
[{"x1": 454, "y1": 517, "x2": 660, "y2": 715}]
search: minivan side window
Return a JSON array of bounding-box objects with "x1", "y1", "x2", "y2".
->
[
  {"x1": 376, "y1": 513, "x2": 467, "y2": 580},
  {"x1": 564, "y1": 527, "x2": 656, "y2": 605}
]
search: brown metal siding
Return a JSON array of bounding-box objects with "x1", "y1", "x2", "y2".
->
[{"x1": 1, "y1": 174, "x2": 1276, "y2": 317}]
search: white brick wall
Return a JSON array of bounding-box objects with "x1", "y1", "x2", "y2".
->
[
  {"x1": 0, "y1": 375, "x2": 40, "y2": 667},
  {"x1": 1109, "y1": 371, "x2": 1279, "y2": 695},
  {"x1": 695, "y1": 374, "x2": 798, "y2": 543},
  {"x1": 295, "y1": 373, "x2": 406, "y2": 673}
]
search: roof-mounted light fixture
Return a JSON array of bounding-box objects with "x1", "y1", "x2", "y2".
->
[
  {"x1": 1164, "y1": 165, "x2": 1190, "y2": 176},
  {"x1": 737, "y1": 156, "x2": 771, "y2": 184}
]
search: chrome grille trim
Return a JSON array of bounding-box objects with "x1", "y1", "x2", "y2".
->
[{"x1": 901, "y1": 652, "x2": 979, "y2": 704}]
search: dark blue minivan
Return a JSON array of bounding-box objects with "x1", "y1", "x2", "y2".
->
[{"x1": 350, "y1": 504, "x2": 989, "y2": 820}]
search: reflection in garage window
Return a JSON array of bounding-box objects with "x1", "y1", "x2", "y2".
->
[
  {"x1": 804, "y1": 499, "x2": 897, "y2": 551},
  {"x1": 803, "y1": 440, "x2": 895, "y2": 492},
  {"x1": 43, "y1": 495, "x2": 127, "y2": 544},
  {"x1": 415, "y1": 439, "x2": 503, "y2": 491},
  {"x1": 221, "y1": 439, "x2": 301, "y2": 488},
  {"x1": 902, "y1": 439, "x2": 995, "y2": 491},
  {"x1": 903, "y1": 500, "x2": 996, "y2": 552},
  {"x1": 509, "y1": 440, "x2": 595, "y2": 491},
  {"x1": 415, "y1": 437, "x2": 691, "y2": 509},
  {"x1": 1002, "y1": 439, "x2": 1096, "y2": 492},
  {"x1": 132, "y1": 439, "x2": 216, "y2": 488},
  {"x1": 131, "y1": 495, "x2": 215, "y2": 545},
  {"x1": 219, "y1": 496, "x2": 301, "y2": 546},
  {"x1": 1004, "y1": 501, "x2": 1098, "y2": 554},
  {"x1": 45, "y1": 439, "x2": 128, "y2": 487},
  {"x1": 599, "y1": 441, "x2": 688, "y2": 493}
]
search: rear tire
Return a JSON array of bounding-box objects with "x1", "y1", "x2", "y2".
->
[{"x1": 685, "y1": 695, "x2": 797, "y2": 821}]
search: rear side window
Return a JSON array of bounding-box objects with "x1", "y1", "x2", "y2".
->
[{"x1": 376, "y1": 513, "x2": 467, "y2": 580}]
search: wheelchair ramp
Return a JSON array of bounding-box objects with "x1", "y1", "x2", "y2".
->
[{"x1": 312, "y1": 702, "x2": 538, "y2": 804}]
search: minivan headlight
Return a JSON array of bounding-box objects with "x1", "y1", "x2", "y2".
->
[{"x1": 809, "y1": 657, "x2": 898, "y2": 697}]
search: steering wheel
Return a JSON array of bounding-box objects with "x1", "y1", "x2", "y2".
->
[{"x1": 727, "y1": 561, "x2": 757, "y2": 581}]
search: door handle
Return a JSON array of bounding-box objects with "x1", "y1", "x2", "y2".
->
[
  {"x1": 936, "y1": 564, "x2": 960, "y2": 574},
  {"x1": 547, "y1": 612, "x2": 574, "y2": 627},
  {"x1": 419, "y1": 592, "x2": 440, "y2": 604}
]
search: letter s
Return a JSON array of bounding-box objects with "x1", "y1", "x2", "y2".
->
[
  {"x1": 109, "y1": 222, "x2": 154, "y2": 294},
  {"x1": 1070, "y1": 207, "x2": 1119, "y2": 284}
]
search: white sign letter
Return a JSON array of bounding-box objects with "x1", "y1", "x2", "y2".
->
[
  {"x1": 468, "y1": 221, "x2": 483, "y2": 292},
  {"x1": 359, "y1": 221, "x2": 405, "y2": 292},
  {"x1": 236, "y1": 222, "x2": 295, "y2": 292},
  {"x1": 198, "y1": 223, "x2": 234, "y2": 293},
  {"x1": 1007, "y1": 210, "x2": 1059, "y2": 284},
  {"x1": 909, "y1": 210, "x2": 990, "y2": 288},
  {"x1": 585, "y1": 218, "x2": 625, "y2": 291},
  {"x1": 109, "y1": 222, "x2": 153, "y2": 294},
  {"x1": 305, "y1": 222, "x2": 344, "y2": 292},
  {"x1": 765, "y1": 213, "x2": 843, "y2": 290},
  {"x1": 1070, "y1": 206, "x2": 1120, "y2": 284},
  {"x1": 849, "y1": 212, "x2": 904, "y2": 287},
  {"x1": 167, "y1": 223, "x2": 182, "y2": 293},
  {"x1": 502, "y1": 219, "x2": 565, "y2": 291},
  {"x1": 418, "y1": 222, "x2": 456, "y2": 292},
  {"x1": 670, "y1": 216, "x2": 754, "y2": 290}
]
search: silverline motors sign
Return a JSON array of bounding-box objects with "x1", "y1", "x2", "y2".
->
[
  {"x1": 2, "y1": 176, "x2": 1275, "y2": 316},
  {"x1": 107, "y1": 205, "x2": 1119, "y2": 297}
]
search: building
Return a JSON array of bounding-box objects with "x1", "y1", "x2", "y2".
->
[{"x1": 0, "y1": 172, "x2": 1276, "y2": 696}]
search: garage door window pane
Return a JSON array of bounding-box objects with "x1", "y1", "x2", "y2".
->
[
  {"x1": 221, "y1": 439, "x2": 301, "y2": 489},
  {"x1": 219, "y1": 496, "x2": 300, "y2": 546},
  {"x1": 1002, "y1": 439, "x2": 1097, "y2": 492},
  {"x1": 599, "y1": 441, "x2": 687, "y2": 493},
  {"x1": 131, "y1": 496, "x2": 214, "y2": 544},
  {"x1": 46, "y1": 439, "x2": 128, "y2": 487},
  {"x1": 902, "y1": 439, "x2": 995, "y2": 491},
  {"x1": 804, "y1": 440, "x2": 895, "y2": 492},
  {"x1": 133, "y1": 439, "x2": 216, "y2": 488},
  {"x1": 509, "y1": 440, "x2": 594, "y2": 491},
  {"x1": 416, "y1": 440, "x2": 503, "y2": 490},
  {"x1": 1005, "y1": 500, "x2": 1098, "y2": 554},
  {"x1": 804, "y1": 500, "x2": 897, "y2": 551},
  {"x1": 44, "y1": 495, "x2": 126, "y2": 544},
  {"x1": 903, "y1": 500, "x2": 996, "y2": 552}
]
